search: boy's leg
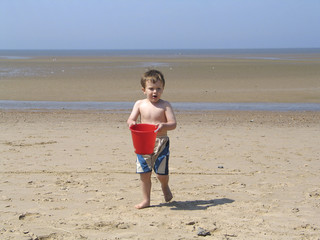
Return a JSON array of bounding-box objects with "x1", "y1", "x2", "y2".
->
[
  {"x1": 156, "y1": 174, "x2": 173, "y2": 202},
  {"x1": 135, "y1": 172, "x2": 152, "y2": 209}
]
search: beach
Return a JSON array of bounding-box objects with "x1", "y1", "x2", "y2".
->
[
  {"x1": 1, "y1": 52, "x2": 320, "y2": 239},
  {"x1": 1, "y1": 53, "x2": 320, "y2": 103},
  {"x1": 1, "y1": 110, "x2": 320, "y2": 239}
]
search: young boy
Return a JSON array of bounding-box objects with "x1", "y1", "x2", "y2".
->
[{"x1": 127, "y1": 69, "x2": 177, "y2": 209}]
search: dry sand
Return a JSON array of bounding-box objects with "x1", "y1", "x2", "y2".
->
[{"x1": 1, "y1": 110, "x2": 320, "y2": 239}]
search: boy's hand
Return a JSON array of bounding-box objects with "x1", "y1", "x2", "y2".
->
[
  {"x1": 154, "y1": 123, "x2": 163, "y2": 133},
  {"x1": 128, "y1": 121, "x2": 136, "y2": 128}
]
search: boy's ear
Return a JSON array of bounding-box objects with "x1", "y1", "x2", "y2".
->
[{"x1": 142, "y1": 88, "x2": 146, "y2": 94}]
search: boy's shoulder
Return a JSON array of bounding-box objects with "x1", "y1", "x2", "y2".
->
[
  {"x1": 134, "y1": 99, "x2": 148, "y2": 106},
  {"x1": 158, "y1": 99, "x2": 172, "y2": 107}
]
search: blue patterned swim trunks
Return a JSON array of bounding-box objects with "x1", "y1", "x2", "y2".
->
[{"x1": 136, "y1": 136, "x2": 170, "y2": 175}]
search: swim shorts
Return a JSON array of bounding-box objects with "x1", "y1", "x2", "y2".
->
[{"x1": 136, "y1": 136, "x2": 170, "y2": 175}]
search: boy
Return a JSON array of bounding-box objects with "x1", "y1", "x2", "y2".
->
[{"x1": 127, "y1": 69, "x2": 177, "y2": 209}]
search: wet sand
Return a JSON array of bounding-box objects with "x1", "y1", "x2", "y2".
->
[{"x1": 0, "y1": 56, "x2": 319, "y2": 103}]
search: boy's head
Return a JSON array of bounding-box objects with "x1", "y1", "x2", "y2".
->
[{"x1": 141, "y1": 69, "x2": 165, "y2": 89}]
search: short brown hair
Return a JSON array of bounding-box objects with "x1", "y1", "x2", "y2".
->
[{"x1": 141, "y1": 69, "x2": 165, "y2": 89}]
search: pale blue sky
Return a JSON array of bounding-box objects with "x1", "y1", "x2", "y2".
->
[{"x1": 1, "y1": 0, "x2": 319, "y2": 49}]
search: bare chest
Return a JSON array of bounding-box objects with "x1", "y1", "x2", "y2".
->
[{"x1": 140, "y1": 104, "x2": 167, "y2": 123}]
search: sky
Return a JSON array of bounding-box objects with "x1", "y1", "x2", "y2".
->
[{"x1": 1, "y1": 0, "x2": 319, "y2": 50}]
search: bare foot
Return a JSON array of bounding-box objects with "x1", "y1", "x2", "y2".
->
[
  {"x1": 163, "y1": 187, "x2": 173, "y2": 202},
  {"x1": 135, "y1": 200, "x2": 150, "y2": 209}
]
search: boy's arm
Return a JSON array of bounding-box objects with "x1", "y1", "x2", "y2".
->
[
  {"x1": 156, "y1": 102, "x2": 177, "y2": 132},
  {"x1": 127, "y1": 101, "x2": 140, "y2": 127}
]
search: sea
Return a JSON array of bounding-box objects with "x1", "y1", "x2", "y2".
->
[
  {"x1": 1, "y1": 48, "x2": 320, "y2": 111},
  {"x1": 1, "y1": 100, "x2": 320, "y2": 112},
  {"x1": 1, "y1": 48, "x2": 320, "y2": 59}
]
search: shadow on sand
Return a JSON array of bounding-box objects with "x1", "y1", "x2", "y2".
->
[{"x1": 155, "y1": 198, "x2": 234, "y2": 210}]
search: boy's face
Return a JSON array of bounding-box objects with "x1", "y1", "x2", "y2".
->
[{"x1": 143, "y1": 80, "x2": 164, "y2": 103}]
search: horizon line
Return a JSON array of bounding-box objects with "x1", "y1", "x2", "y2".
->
[{"x1": 1, "y1": 47, "x2": 320, "y2": 51}]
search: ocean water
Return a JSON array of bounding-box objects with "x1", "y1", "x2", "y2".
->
[
  {"x1": 1, "y1": 101, "x2": 320, "y2": 112},
  {"x1": 1, "y1": 48, "x2": 320, "y2": 59}
]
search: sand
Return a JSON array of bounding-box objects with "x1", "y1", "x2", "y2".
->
[
  {"x1": 1, "y1": 55, "x2": 320, "y2": 239},
  {"x1": 1, "y1": 56, "x2": 320, "y2": 103},
  {"x1": 1, "y1": 110, "x2": 320, "y2": 239}
]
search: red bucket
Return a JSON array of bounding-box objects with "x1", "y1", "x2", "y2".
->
[{"x1": 130, "y1": 124, "x2": 157, "y2": 154}]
